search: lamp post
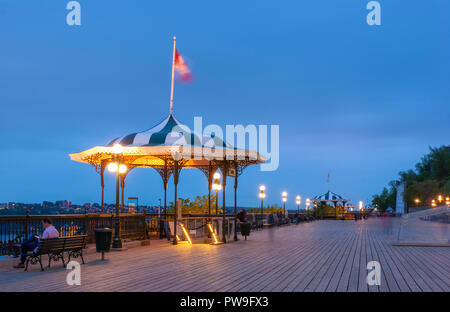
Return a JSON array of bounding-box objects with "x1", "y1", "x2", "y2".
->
[
  {"x1": 108, "y1": 144, "x2": 127, "y2": 249},
  {"x1": 282, "y1": 191, "x2": 287, "y2": 215},
  {"x1": 438, "y1": 195, "x2": 443, "y2": 204},
  {"x1": 259, "y1": 185, "x2": 266, "y2": 218},
  {"x1": 212, "y1": 172, "x2": 222, "y2": 216},
  {"x1": 306, "y1": 198, "x2": 310, "y2": 216},
  {"x1": 296, "y1": 196, "x2": 301, "y2": 215}
]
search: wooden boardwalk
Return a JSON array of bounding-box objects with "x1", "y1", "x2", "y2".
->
[{"x1": 0, "y1": 218, "x2": 448, "y2": 292}]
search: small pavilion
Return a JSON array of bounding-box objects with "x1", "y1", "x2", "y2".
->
[
  {"x1": 312, "y1": 190, "x2": 351, "y2": 218},
  {"x1": 69, "y1": 113, "x2": 265, "y2": 244}
]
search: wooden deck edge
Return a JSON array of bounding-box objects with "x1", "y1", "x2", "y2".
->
[{"x1": 393, "y1": 242, "x2": 450, "y2": 247}]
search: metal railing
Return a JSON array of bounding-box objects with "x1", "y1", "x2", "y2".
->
[
  {"x1": 0, "y1": 213, "x2": 147, "y2": 255},
  {"x1": 0, "y1": 211, "x2": 321, "y2": 254},
  {"x1": 0, "y1": 212, "x2": 239, "y2": 255}
]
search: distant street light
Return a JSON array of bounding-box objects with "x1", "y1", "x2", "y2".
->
[
  {"x1": 414, "y1": 198, "x2": 420, "y2": 208},
  {"x1": 282, "y1": 192, "x2": 287, "y2": 215},
  {"x1": 259, "y1": 185, "x2": 266, "y2": 218},
  {"x1": 359, "y1": 201, "x2": 363, "y2": 211},
  {"x1": 306, "y1": 198, "x2": 311, "y2": 215},
  {"x1": 438, "y1": 195, "x2": 443, "y2": 203},
  {"x1": 108, "y1": 144, "x2": 127, "y2": 249},
  {"x1": 296, "y1": 195, "x2": 301, "y2": 215}
]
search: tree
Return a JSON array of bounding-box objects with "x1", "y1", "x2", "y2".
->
[
  {"x1": 372, "y1": 145, "x2": 450, "y2": 209},
  {"x1": 168, "y1": 194, "x2": 219, "y2": 214}
]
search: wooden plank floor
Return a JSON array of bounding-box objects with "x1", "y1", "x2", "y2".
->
[{"x1": 0, "y1": 218, "x2": 448, "y2": 292}]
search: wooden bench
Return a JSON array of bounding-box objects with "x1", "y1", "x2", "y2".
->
[{"x1": 25, "y1": 235, "x2": 87, "y2": 271}]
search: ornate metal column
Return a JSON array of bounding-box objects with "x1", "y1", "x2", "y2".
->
[
  {"x1": 119, "y1": 167, "x2": 134, "y2": 213},
  {"x1": 95, "y1": 161, "x2": 106, "y2": 213},
  {"x1": 173, "y1": 160, "x2": 180, "y2": 245},
  {"x1": 199, "y1": 161, "x2": 215, "y2": 217},
  {"x1": 163, "y1": 164, "x2": 168, "y2": 239},
  {"x1": 100, "y1": 163, "x2": 105, "y2": 213},
  {"x1": 221, "y1": 161, "x2": 228, "y2": 244},
  {"x1": 154, "y1": 159, "x2": 172, "y2": 240},
  {"x1": 120, "y1": 175, "x2": 125, "y2": 213},
  {"x1": 208, "y1": 162, "x2": 213, "y2": 217},
  {"x1": 233, "y1": 161, "x2": 238, "y2": 241},
  {"x1": 112, "y1": 156, "x2": 122, "y2": 249}
]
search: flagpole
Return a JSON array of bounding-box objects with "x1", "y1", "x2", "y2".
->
[
  {"x1": 327, "y1": 172, "x2": 330, "y2": 192},
  {"x1": 170, "y1": 36, "x2": 177, "y2": 115}
]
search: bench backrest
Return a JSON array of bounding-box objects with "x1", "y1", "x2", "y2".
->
[
  {"x1": 38, "y1": 235, "x2": 87, "y2": 254},
  {"x1": 63, "y1": 235, "x2": 87, "y2": 251}
]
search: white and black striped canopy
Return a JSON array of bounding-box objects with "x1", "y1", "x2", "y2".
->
[
  {"x1": 313, "y1": 191, "x2": 347, "y2": 201},
  {"x1": 107, "y1": 114, "x2": 230, "y2": 148}
]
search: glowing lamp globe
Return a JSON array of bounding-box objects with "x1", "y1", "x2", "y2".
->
[{"x1": 108, "y1": 163, "x2": 118, "y2": 173}]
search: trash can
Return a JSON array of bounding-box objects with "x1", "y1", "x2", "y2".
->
[
  {"x1": 240, "y1": 222, "x2": 251, "y2": 240},
  {"x1": 94, "y1": 228, "x2": 112, "y2": 260}
]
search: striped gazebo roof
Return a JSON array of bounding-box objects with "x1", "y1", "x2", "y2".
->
[
  {"x1": 312, "y1": 191, "x2": 348, "y2": 202},
  {"x1": 69, "y1": 113, "x2": 266, "y2": 168},
  {"x1": 107, "y1": 114, "x2": 230, "y2": 148}
]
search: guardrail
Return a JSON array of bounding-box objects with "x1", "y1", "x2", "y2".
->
[
  {"x1": 0, "y1": 213, "x2": 150, "y2": 255},
  {"x1": 0, "y1": 211, "x2": 317, "y2": 255},
  {"x1": 0, "y1": 212, "x2": 240, "y2": 255}
]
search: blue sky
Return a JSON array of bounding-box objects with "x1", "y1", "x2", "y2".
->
[{"x1": 0, "y1": 0, "x2": 449, "y2": 208}]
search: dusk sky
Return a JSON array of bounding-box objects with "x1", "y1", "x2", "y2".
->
[{"x1": 0, "y1": 1, "x2": 448, "y2": 208}]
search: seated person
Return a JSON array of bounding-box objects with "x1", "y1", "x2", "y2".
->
[{"x1": 14, "y1": 218, "x2": 59, "y2": 269}]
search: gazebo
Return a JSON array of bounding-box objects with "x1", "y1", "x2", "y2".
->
[
  {"x1": 69, "y1": 113, "x2": 266, "y2": 244},
  {"x1": 312, "y1": 190, "x2": 351, "y2": 218}
]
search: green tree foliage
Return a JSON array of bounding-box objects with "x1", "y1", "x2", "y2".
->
[
  {"x1": 248, "y1": 204, "x2": 283, "y2": 213},
  {"x1": 168, "y1": 194, "x2": 219, "y2": 214},
  {"x1": 372, "y1": 145, "x2": 450, "y2": 210},
  {"x1": 372, "y1": 186, "x2": 397, "y2": 211}
]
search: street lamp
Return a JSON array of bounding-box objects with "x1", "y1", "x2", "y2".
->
[
  {"x1": 296, "y1": 195, "x2": 301, "y2": 215},
  {"x1": 438, "y1": 195, "x2": 443, "y2": 204},
  {"x1": 414, "y1": 198, "x2": 420, "y2": 208},
  {"x1": 108, "y1": 144, "x2": 127, "y2": 249},
  {"x1": 306, "y1": 198, "x2": 311, "y2": 215},
  {"x1": 212, "y1": 171, "x2": 222, "y2": 216},
  {"x1": 446, "y1": 197, "x2": 450, "y2": 206},
  {"x1": 431, "y1": 199, "x2": 436, "y2": 207},
  {"x1": 358, "y1": 201, "x2": 363, "y2": 211},
  {"x1": 282, "y1": 191, "x2": 287, "y2": 215},
  {"x1": 259, "y1": 185, "x2": 266, "y2": 218}
]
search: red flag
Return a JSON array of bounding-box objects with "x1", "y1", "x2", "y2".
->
[{"x1": 174, "y1": 49, "x2": 193, "y2": 82}]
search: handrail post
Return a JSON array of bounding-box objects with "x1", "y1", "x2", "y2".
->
[
  {"x1": 25, "y1": 210, "x2": 30, "y2": 240},
  {"x1": 84, "y1": 209, "x2": 89, "y2": 238},
  {"x1": 143, "y1": 208, "x2": 148, "y2": 239}
]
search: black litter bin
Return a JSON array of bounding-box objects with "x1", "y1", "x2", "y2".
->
[
  {"x1": 95, "y1": 228, "x2": 112, "y2": 260},
  {"x1": 240, "y1": 222, "x2": 251, "y2": 240}
]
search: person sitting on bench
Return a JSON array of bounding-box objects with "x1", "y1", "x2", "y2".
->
[{"x1": 13, "y1": 218, "x2": 59, "y2": 269}]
